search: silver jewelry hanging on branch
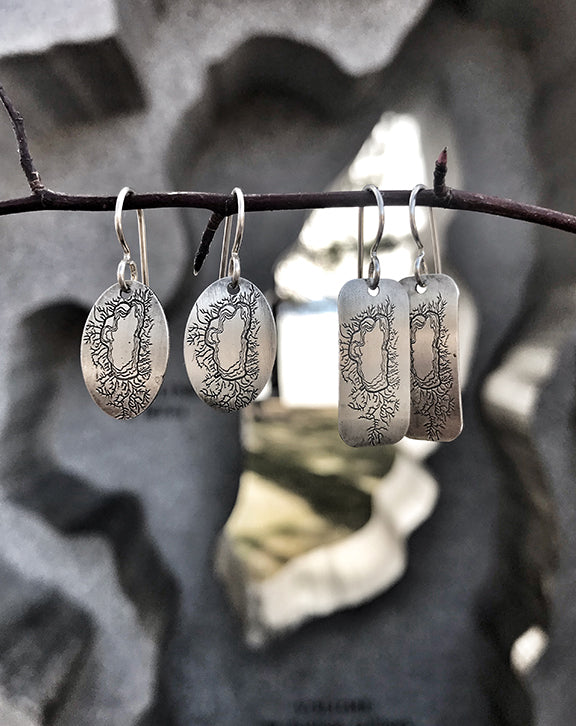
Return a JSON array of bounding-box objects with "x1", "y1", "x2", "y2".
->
[
  {"x1": 400, "y1": 184, "x2": 463, "y2": 442},
  {"x1": 183, "y1": 187, "x2": 277, "y2": 411},
  {"x1": 80, "y1": 187, "x2": 170, "y2": 419},
  {"x1": 338, "y1": 184, "x2": 410, "y2": 447}
]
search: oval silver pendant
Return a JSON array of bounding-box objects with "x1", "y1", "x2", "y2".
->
[
  {"x1": 81, "y1": 280, "x2": 169, "y2": 419},
  {"x1": 184, "y1": 277, "x2": 276, "y2": 411}
]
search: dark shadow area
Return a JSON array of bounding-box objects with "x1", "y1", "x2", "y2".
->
[
  {"x1": 0, "y1": 561, "x2": 94, "y2": 725},
  {"x1": 0, "y1": 38, "x2": 146, "y2": 127},
  {"x1": 1, "y1": 301, "x2": 180, "y2": 720}
]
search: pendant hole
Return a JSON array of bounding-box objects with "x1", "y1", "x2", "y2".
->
[
  {"x1": 227, "y1": 281, "x2": 240, "y2": 296},
  {"x1": 416, "y1": 283, "x2": 427, "y2": 294},
  {"x1": 120, "y1": 287, "x2": 132, "y2": 300},
  {"x1": 368, "y1": 286, "x2": 379, "y2": 297}
]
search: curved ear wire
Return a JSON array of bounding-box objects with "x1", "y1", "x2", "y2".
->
[
  {"x1": 115, "y1": 186, "x2": 149, "y2": 289},
  {"x1": 409, "y1": 184, "x2": 440, "y2": 287},
  {"x1": 358, "y1": 184, "x2": 385, "y2": 290},
  {"x1": 219, "y1": 187, "x2": 245, "y2": 288}
]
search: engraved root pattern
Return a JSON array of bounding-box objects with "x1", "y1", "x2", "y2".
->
[
  {"x1": 409, "y1": 293, "x2": 455, "y2": 440},
  {"x1": 83, "y1": 286, "x2": 154, "y2": 419},
  {"x1": 340, "y1": 299, "x2": 400, "y2": 445},
  {"x1": 186, "y1": 285, "x2": 261, "y2": 411}
]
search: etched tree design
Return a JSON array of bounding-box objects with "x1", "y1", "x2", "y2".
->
[
  {"x1": 409, "y1": 293, "x2": 455, "y2": 440},
  {"x1": 186, "y1": 285, "x2": 261, "y2": 411},
  {"x1": 83, "y1": 286, "x2": 154, "y2": 419},
  {"x1": 340, "y1": 299, "x2": 400, "y2": 445}
]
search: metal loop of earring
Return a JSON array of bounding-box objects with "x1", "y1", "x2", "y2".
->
[
  {"x1": 358, "y1": 184, "x2": 385, "y2": 290},
  {"x1": 80, "y1": 187, "x2": 170, "y2": 419},
  {"x1": 184, "y1": 186, "x2": 277, "y2": 412},
  {"x1": 115, "y1": 186, "x2": 148, "y2": 291},
  {"x1": 219, "y1": 187, "x2": 245, "y2": 290},
  {"x1": 409, "y1": 183, "x2": 440, "y2": 288}
]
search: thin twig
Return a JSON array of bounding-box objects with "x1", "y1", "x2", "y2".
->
[
  {"x1": 434, "y1": 147, "x2": 448, "y2": 198},
  {"x1": 194, "y1": 211, "x2": 225, "y2": 274},
  {"x1": 0, "y1": 83, "x2": 45, "y2": 193},
  {"x1": 1, "y1": 86, "x2": 576, "y2": 249}
]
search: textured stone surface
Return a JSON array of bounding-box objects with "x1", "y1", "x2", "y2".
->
[
  {"x1": 0, "y1": 497, "x2": 158, "y2": 726},
  {"x1": 529, "y1": 329, "x2": 576, "y2": 726},
  {"x1": 0, "y1": 0, "x2": 575, "y2": 725},
  {"x1": 0, "y1": 1, "x2": 431, "y2": 724},
  {"x1": 0, "y1": 0, "x2": 158, "y2": 126},
  {"x1": 217, "y1": 452, "x2": 438, "y2": 647},
  {"x1": 0, "y1": 557, "x2": 92, "y2": 725},
  {"x1": 0, "y1": 0, "x2": 118, "y2": 55}
]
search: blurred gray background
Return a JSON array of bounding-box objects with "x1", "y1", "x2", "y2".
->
[{"x1": 1, "y1": 1, "x2": 576, "y2": 725}]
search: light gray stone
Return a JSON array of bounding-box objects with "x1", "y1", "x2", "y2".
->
[
  {"x1": 529, "y1": 328, "x2": 576, "y2": 724},
  {"x1": 1, "y1": 0, "x2": 575, "y2": 724},
  {"x1": 0, "y1": 557, "x2": 92, "y2": 725}
]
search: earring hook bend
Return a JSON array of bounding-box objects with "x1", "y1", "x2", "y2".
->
[
  {"x1": 409, "y1": 184, "x2": 441, "y2": 286},
  {"x1": 358, "y1": 184, "x2": 385, "y2": 290},
  {"x1": 115, "y1": 186, "x2": 149, "y2": 287},
  {"x1": 219, "y1": 187, "x2": 245, "y2": 287}
]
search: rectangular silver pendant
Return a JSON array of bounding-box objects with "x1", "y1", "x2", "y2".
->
[
  {"x1": 400, "y1": 273, "x2": 463, "y2": 441},
  {"x1": 338, "y1": 278, "x2": 410, "y2": 447}
]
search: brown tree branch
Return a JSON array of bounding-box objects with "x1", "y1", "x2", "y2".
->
[
  {"x1": 2, "y1": 187, "x2": 576, "y2": 235},
  {"x1": 1, "y1": 85, "x2": 576, "y2": 259}
]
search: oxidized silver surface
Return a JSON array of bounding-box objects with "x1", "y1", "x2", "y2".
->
[
  {"x1": 400, "y1": 273, "x2": 462, "y2": 441},
  {"x1": 338, "y1": 278, "x2": 410, "y2": 447},
  {"x1": 184, "y1": 277, "x2": 276, "y2": 411},
  {"x1": 81, "y1": 281, "x2": 170, "y2": 419}
]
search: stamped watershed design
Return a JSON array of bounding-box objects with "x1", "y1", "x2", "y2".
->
[
  {"x1": 186, "y1": 284, "x2": 260, "y2": 410},
  {"x1": 338, "y1": 278, "x2": 410, "y2": 447},
  {"x1": 81, "y1": 281, "x2": 169, "y2": 419},
  {"x1": 340, "y1": 299, "x2": 401, "y2": 445},
  {"x1": 400, "y1": 273, "x2": 462, "y2": 442},
  {"x1": 184, "y1": 277, "x2": 276, "y2": 412},
  {"x1": 408, "y1": 293, "x2": 454, "y2": 440}
]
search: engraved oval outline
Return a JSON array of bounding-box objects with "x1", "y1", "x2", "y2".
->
[
  {"x1": 204, "y1": 299, "x2": 252, "y2": 380},
  {"x1": 102, "y1": 298, "x2": 146, "y2": 379},
  {"x1": 348, "y1": 314, "x2": 392, "y2": 393},
  {"x1": 410, "y1": 309, "x2": 442, "y2": 389}
]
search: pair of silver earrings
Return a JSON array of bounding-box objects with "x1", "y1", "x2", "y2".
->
[
  {"x1": 338, "y1": 184, "x2": 463, "y2": 446},
  {"x1": 81, "y1": 187, "x2": 275, "y2": 419}
]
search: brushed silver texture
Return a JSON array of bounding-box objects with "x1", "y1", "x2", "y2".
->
[
  {"x1": 338, "y1": 278, "x2": 410, "y2": 447},
  {"x1": 81, "y1": 280, "x2": 169, "y2": 419},
  {"x1": 184, "y1": 277, "x2": 276, "y2": 411},
  {"x1": 400, "y1": 273, "x2": 462, "y2": 441}
]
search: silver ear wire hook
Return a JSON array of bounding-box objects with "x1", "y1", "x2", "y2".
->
[
  {"x1": 219, "y1": 187, "x2": 245, "y2": 288},
  {"x1": 409, "y1": 184, "x2": 440, "y2": 287},
  {"x1": 358, "y1": 184, "x2": 385, "y2": 290},
  {"x1": 115, "y1": 186, "x2": 149, "y2": 291}
]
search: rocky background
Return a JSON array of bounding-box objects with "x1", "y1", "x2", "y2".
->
[{"x1": 0, "y1": 1, "x2": 575, "y2": 724}]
